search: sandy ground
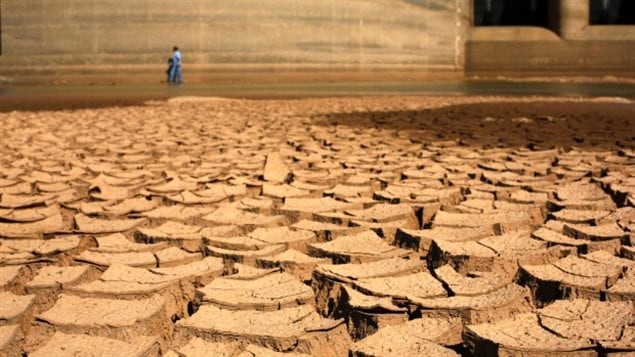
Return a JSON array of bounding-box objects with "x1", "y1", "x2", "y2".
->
[{"x1": 0, "y1": 95, "x2": 634, "y2": 356}]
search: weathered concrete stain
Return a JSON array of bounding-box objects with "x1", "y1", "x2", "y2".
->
[{"x1": 401, "y1": 0, "x2": 452, "y2": 11}]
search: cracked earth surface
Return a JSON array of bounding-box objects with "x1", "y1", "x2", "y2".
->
[{"x1": 0, "y1": 95, "x2": 634, "y2": 356}]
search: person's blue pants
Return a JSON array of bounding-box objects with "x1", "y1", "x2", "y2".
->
[{"x1": 169, "y1": 65, "x2": 183, "y2": 84}]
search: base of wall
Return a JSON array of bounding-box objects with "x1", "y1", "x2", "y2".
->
[
  {"x1": 466, "y1": 40, "x2": 635, "y2": 76},
  {"x1": 2, "y1": 64, "x2": 633, "y2": 86},
  {"x1": 0, "y1": 64, "x2": 464, "y2": 85}
]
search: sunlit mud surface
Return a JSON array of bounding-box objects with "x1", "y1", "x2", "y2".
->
[{"x1": 0, "y1": 95, "x2": 634, "y2": 356}]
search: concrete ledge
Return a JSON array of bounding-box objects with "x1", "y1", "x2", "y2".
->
[
  {"x1": 466, "y1": 40, "x2": 635, "y2": 74},
  {"x1": 468, "y1": 27, "x2": 561, "y2": 42},
  {"x1": 579, "y1": 25, "x2": 635, "y2": 41}
]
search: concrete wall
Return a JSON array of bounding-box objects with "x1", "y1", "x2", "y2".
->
[
  {"x1": 0, "y1": 0, "x2": 468, "y2": 71},
  {"x1": 1, "y1": 0, "x2": 633, "y2": 82},
  {"x1": 465, "y1": 0, "x2": 635, "y2": 75}
]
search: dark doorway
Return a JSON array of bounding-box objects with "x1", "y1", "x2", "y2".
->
[
  {"x1": 474, "y1": 0, "x2": 550, "y2": 27},
  {"x1": 590, "y1": 0, "x2": 635, "y2": 25}
]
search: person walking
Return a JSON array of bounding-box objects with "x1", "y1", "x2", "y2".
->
[{"x1": 169, "y1": 46, "x2": 183, "y2": 85}]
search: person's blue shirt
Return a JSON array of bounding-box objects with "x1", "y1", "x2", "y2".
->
[{"x1": 172, "y1": 50, "x2": 181, "y2": 66}]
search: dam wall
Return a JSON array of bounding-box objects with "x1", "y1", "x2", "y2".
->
[
  {"x1": 0, "y1": 0, "x2": 469, "y2": 83},
  {"x1": 0, "y1": 0, "x2": 633, "y2": 83}
]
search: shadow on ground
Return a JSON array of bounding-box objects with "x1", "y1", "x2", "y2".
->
[{"x1": 316, "y1": 101, "x2": 635, "y2": 150}]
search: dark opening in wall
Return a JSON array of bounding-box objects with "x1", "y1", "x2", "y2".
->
[
  {"x1": 590, "y1": 0, "x2": 635, "y2": 25},
  {"x1": 474, "y1": 0, "x2": 550, "y2": 27}
]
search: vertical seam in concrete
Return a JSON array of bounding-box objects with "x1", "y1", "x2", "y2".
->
[
  {"x1": 0, "y1": 0, "x2": 2, "y2": 56},
  {"x1": 454, "y1": 0, "x2": 460, "y2": 69},
  {"x1": 0, "y1": 0, "x2": 3, "y2": 56}
]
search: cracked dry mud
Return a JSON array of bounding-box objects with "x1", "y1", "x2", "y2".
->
[{"x1": 0, "y1": 95, "x2": 634, "y2": 356}]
